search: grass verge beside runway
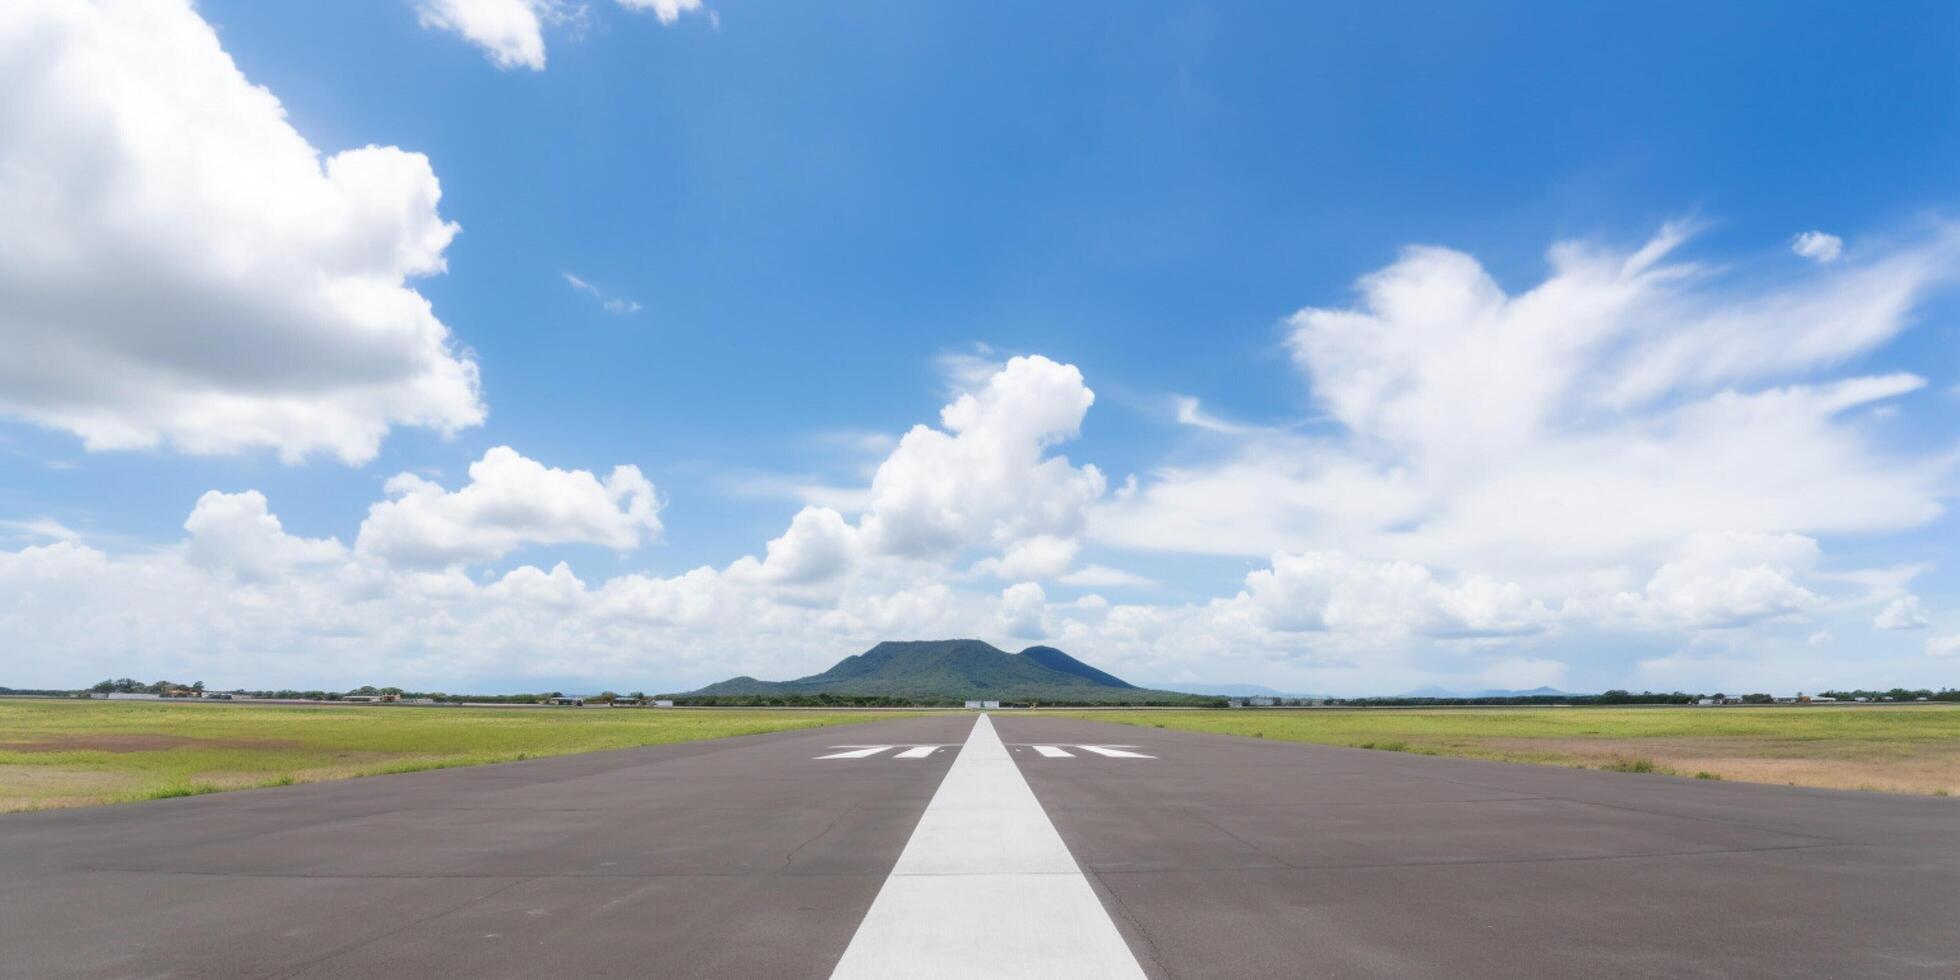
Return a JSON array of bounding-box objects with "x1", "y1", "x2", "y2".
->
[
  {"x1": 1049, "y1": 705, "x2": 1960, "y2": 795},
  {"x1": 0, "y1": 700, "x2": 923, "y2": 812}
]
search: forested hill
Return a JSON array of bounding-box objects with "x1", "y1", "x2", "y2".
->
[{"x1": 676, "y1": 639, "x2": 1212, "y2": 705}]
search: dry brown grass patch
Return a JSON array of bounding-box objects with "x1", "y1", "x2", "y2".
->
[{"x1": 1472, "y1": 736, "x2": 1960, "y2": 795}]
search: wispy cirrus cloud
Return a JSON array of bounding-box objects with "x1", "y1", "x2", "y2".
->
[
  {"x1": 1088, "y1": 223, "x2": 1959, "y2": 686},
  {"x1": 563, "y1": 272, "x2": 644, "y2": 315},
  {"x1": 1098, "y1": 224, "x2": 1957, "y2": 580},
  {"x1": 0, "y1": 517, "x2": 79, "y2": 543}
]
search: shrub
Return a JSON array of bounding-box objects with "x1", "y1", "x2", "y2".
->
[
  {"x1": 146, "y1": 783, "x2": 221, "y2": 801},
  {"x1": 1602, "y1": 758, "x2": 1657, "y2": 774}
]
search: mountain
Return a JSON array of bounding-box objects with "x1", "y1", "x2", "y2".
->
[
  {"x1": 1398, "y1": 685, "x2": 1463, "y2": 699},
  {"x1": 1018, "y1": 645, "x2": 1135, "y2": 689},
  {"x1": 679, "y1": 639, "x2": 1211, "y2": 704}
]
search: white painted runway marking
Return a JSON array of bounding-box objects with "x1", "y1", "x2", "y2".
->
[
  {"x1": 1076, "y1": 745, "x2": 1154, "y2": 759},
  {"x1": 829, "y1": 715, "x2": 1146, "y2": 979},
  {"x1": 1007, "y1": 743, "x2": 1157, "y2": 759},
  {"x1": 815, "y1": 744, "x2": 953, "y2": 760},
  {"x1": 816, "y1": 746, "x2": 895, "y2": 759}
]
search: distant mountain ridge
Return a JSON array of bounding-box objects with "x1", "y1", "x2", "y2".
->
[
  {"x1": 1398, "y1": 685, "x2": 1581, "y2": 699},
  {"x1": 1152, "y1": 683, "x2": 1331, "y2": 699},
  {"x1": 680, "y1": 639, "x2": 1208, "y2": 704}
]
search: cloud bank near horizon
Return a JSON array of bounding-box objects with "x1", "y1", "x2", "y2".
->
[{"x1": 4, "y1": 301, "x2": 1953, "y2": 693}]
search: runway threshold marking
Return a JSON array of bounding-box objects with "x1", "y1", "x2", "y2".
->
[
  {"x1": 1076, "y1": 745, "x2": 1153, "y2": 759},
  {"x1": 1013, "y1": 743, "x2": 1157, "y2": 759},
  {"x1": 829, "y1": 715, "x2": 1147, "y2": 979},
  {"x1": 814, "y1": 745, "x2": 951, "y2": 759},
  {"x1": 815, "y1": 746, "x2": 896, "y2": 759}
]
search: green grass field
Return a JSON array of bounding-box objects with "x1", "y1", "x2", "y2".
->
[
  {"x1": 0, "y1": 700, "x2": 921, "y2": 812},
  {"x1": 1053, "y1": 705, "x2": 1960, "y2": 795}
]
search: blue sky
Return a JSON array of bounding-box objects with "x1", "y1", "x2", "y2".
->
[{"x1": 2, "y1": 0, "x2": 1958, "y2": 695}]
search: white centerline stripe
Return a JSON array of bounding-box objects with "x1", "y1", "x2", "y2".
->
[
  {"x1": 829, "y1": 715, "x2": 1146, "y2": 979},
  {"x1": 894, "y1": 746, "x2": 938, "y2": 759},
  {"x1": 816, "y1": 746, "x2": 893, "y2": 759},
  {"x1": 1078, "y1": 745, "x2": 1154, "y2": 759},
  {"x1": 1032, "y1": 745, "x2": 1075, "y2": 758}
]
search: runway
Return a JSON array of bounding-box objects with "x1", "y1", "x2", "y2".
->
[
  {"x1": 1002, "y1": 715, "x2": 1960, "y2": 979},
  {"x1": 1, "y1": 713, "x2": 1954, "y2": 978}
]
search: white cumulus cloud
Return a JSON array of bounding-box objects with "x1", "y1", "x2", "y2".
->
[
  {"x1": 1792, "y1": 230, "x2": 1844, "y2": 263},
  {"x1": 1875, "y1": 595, "x2": 1930, "y2": 631},
  {"x1": 0, "y1": 0, "x2": 484, "y2": 464},
  {"x1": 1234, "y1": 551, "x2": 1548, "y2": 640},
  {"x1": 861, "y1": 355, "x2": 1106, "y2": 560},
  {"x1": 973, "y1": 535, "x2": 1080, "y2": 581},
  {"x1": 422, "y1": 0, "x2": 709, "y2": 70},
  {"x1": 184, "y1": 490, "x2": 348, "y2": 583},
  {"x1": 2, "y1": 333, "x2": 1957, "y2": 696},
  {"x1": 1611, "y1": 532, "x2": 1821, "y2": 629},
  {"x1": 998, "y1": 582, "x2": 1048, "y2": 639},
  {"x1": 417, "y1": 0, "x2": 559, "y2": 70},
  {"x1": 356, "y1": 447, "x2": 661, "y2": 568},
  {"x1": 485, "y1": 561, "x2": 588, "y2": 608},
  {"x1": 615, "y1": 0, "x2": 705, "y2": 25},
  {"x1": 752, "y1": 506, "x2": 860, "y2": 586}
]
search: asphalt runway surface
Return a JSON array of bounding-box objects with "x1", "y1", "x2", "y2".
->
[{"x1": 1, "y1": 713, "x2": 1955, "y2": 979}]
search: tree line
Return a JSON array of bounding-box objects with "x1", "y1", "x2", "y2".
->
[
  {"x1": 1328, "y1": 688, "x2": 1960, "y2": 708},
  {"x1": 18, "y1": 679, "x2": 1954, "y2": 709}
]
